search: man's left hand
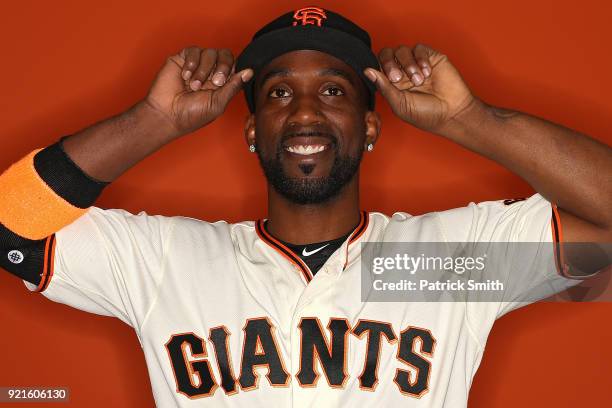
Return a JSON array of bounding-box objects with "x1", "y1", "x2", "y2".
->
[{"x1": 365, "y1": 44, "x2": 476, "y2": 133}]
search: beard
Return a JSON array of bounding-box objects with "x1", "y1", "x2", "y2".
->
[{"x1": 256, "y1": 139, "x2": 364, "y2": 205}]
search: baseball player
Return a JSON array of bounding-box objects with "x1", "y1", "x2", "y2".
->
[{"x1": 1, "y1": 6, "x2": 611, "y2": 407}]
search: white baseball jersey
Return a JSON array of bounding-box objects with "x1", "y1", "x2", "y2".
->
[{"x1": 23, "y1": 193, "x2": 581, "y2": 407}]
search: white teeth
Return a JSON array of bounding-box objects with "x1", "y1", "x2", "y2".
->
[{"x1": 286, "y1": 145, "x2": 327, "y2": 155}]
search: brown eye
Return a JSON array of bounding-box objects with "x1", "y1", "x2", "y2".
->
[
  {"x1": 269, "y1": 88, "x2": 291, "y2": 98},
  {"x1": 322, "y1": 87, "x2": 344, "y2": 96}
]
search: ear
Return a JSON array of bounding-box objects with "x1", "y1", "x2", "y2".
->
[
  {"x1": 364, "y1": 110, "x2": 381, "y2": 147},
  {"x1": 244, "y1": 113, "x2": 256, "y2": 147}
]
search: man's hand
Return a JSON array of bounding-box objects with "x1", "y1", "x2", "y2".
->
[
  {"x1": 365, "y1": 44, "x2": 474, "y2": 133},
  {"x1": 144, "y1": 46, "x2": 253, "y2": 138},
  {"x1": 367, "y1": 46, "x2": 611, "y2": 276}
]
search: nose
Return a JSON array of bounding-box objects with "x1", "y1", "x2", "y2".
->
[{"x1": 286, "y1": 92, "x2": 323, "y2": 127}]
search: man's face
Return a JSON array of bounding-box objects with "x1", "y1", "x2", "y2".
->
[{"x1": 245, "y1": 50, "x2": 379, "y2": 205}]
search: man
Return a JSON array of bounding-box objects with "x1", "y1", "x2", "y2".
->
[{"x1": 0, "y1": 5, "x2": 610, "y2": 407}]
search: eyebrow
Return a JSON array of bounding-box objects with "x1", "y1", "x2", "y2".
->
[
  {"x1": 259, "y1": 67, "x2": 355, "y2": 87},
  {"x1": 259, "y1": 69, "x2": 290, "y2": 87}
]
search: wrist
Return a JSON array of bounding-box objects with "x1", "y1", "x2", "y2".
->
[
  {"x1": 135, "y1": 99, "x2": 182, "y2": 142},
  {"x1": 436, "y1": 97, "x2": 491, "y2": 141}
]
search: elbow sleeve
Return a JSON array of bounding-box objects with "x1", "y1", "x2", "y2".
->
[
  {"x1": 0, "y1": 136, "x2": 109, "y2": 287},
  {"x1": 0, "y1": 225, "x2": 54, "y2": 289}
]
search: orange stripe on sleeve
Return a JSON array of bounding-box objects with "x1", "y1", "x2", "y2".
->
[
  {"x1": 36, "y1": 235, "x2": 52, "y2": 292},
  {"x1": 551, "y1": 203, "x2": 568, "y2": 277},
  {"x1": 37, "y1": 235, "x2": 56, "y2": 293},
  {"x1": 0, "y1": 149, "x2": 88, "y2": 240}
]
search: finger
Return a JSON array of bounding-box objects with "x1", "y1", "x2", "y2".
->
[
  {"x1": 413, "y1": 44, "x2": 433, "y2": 78},
  {"x1": 210, "y1": 49, "x2": 235, "y2": 87},
  {"x1": 190, "y1": 48, "x2": 218, "y2": 91},
  {"x1": 181, "y1": 46, "x2": 201, "y2": 81},
  {"x1": 378, "y1": 47, "x2": 403, "y2": 83},
  {"x1": 364, "y1": 68, "x2": 402, "y2": 105},
  {"x1": 224, "y1": 64, "x2": 237, "y2": 86},
  {"x1": 211, "y1": 68, "x2": 254, "y2": 109},
  {"x1": 395, "y1": 46, "x2": 424, "y2": 86}
]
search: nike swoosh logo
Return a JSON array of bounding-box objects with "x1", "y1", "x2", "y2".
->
[{"x1": 302, "y1": 244, "x2": 330, "y2": 257}]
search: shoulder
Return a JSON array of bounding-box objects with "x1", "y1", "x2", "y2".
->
[
  {"x1": 433, "y1": 193, "x2": 550, "y2": 227},
  {"x1": 434, "y1": 193, "x2": 552, "y2": 242},
  {"x1": 166, "y1": 215, "x2": 258, "y2": 257},
  {"x1": 373, "y1": 193, "x2": 551, "y2": 242},
  {"x1": 163, "y1": 213, "x2": 256, "y2": 239},
  {"x1": 366, "y1": 210, "x2": 443, "y2": 241},
  {"x1": 81, "y1": 207, "x2": 254, "y2": 244}
]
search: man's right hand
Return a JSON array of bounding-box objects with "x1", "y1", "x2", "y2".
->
[{"x1": 144, "y1": 46, "x2": 253, "y2": 137}]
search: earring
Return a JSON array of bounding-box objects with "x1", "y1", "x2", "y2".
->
[
  {"x1": 367, "y1": 143, "x2": 374, "y2": 152},
  {"x1": 249, "y1": 144, "x2": 256, "y2": 153}
]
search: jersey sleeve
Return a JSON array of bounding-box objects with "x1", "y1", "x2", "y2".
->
[
  {"x1": 23, "y1": 206, "x2": 175, "y2": 330},
  {"x1": 435, "y1": 193, "x2": 586, "y2": 341}
]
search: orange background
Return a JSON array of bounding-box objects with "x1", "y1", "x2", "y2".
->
[{"x1": 1, "y1": 0, "x2": 611, "y2": 406}]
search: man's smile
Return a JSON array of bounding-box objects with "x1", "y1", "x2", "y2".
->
[
  {"x1": 285, "y1": 144, "x2": 329, "y2": 155},
  {"x1": 281, "y1": 135, "x2": 335, "y2": 167}
]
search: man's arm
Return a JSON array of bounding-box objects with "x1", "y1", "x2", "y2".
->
[
  {"x1": 0, "y1": 46, "x2": 252, "y2": 286},
  {"x1": 365, "y1": 44, "x2": 611, "y2": 274},
  {"x1": 63, "y1": 47, "x2": 252, "y2": 182},
  {"x1": 61, "y1": 100, "x2": 178, "y2": 183},
  {"x1": 438, "y1": 99, "x2": 612, "y2": 243},
  {"x1": 439, "y1": 99, "x2": 611, "y2": 275}
]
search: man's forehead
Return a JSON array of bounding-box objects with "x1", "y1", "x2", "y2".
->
[{"x1": 257, "y1": 50, "x2": 359, "y2": 84}]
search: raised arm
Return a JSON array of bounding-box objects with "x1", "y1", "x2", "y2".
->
[
  {"x1": 436, "y1": 97, "x2": 611, "y2": 241},
  {"x1": 0, "y1": 46, "x2": 252, "y2": 286},
  {"x1": 364, "y1": 44, "x2": 612, "y2": 274},
  {"x1": 63, "y1": 46, "x2": 253, "y2": 182}
]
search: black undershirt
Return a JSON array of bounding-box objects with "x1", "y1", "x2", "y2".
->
[{"x1": 263, "y1": 220, "x2": 353, "y2": 275}]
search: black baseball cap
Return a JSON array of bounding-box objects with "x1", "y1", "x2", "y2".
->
[{"x1": 236, "y1": 6, "x2": 380, "y2": 113}]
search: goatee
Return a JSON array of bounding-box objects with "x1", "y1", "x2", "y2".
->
[{"x1": 257, "y1": 143, "x2": 363, "y2": 205}]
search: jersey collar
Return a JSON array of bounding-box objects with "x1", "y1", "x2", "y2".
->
[{"x1": 255, "y1": 211, "x2": 370, "y2": 283}]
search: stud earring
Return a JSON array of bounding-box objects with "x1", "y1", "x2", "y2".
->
[
  {"x1": 367, "y1": 143, "x2": 374, "y2": 152},
  {"x1": 249, "y1": 144, "x2": 256, "y2": 153}
]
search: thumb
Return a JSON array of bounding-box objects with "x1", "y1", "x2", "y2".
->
[
  {"x1": 213, "y1": 68, "x2": 254, "y2": 107},
  {"x1": 364, "y1": 68, "x2": 402, "y2": 106}
]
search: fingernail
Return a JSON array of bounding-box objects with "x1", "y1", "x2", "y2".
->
[
  {"x1": 212, "y1": 72, "x2": 226, "y2": 86},
  {"x1": 412, "y1": 73, "x2": 423, "y2": 85},
  {"x1": 422, "y1": 67, "x2": 431, "y2": 77},
  {"x1": 190, "y1": 80, "x2": 202, "y2": 91},
  {"x1": 241, "y1": 69, "x2": 253, "y2": 82},
  {"x1": 182, "y1": 70, "x2": 191, "y2": 80},
  {"x1": 389, "y1": 68, "x2": 402, "y2": 82},
  {"x1": 364, "y1": 69, "x2": 376, "y2": 82}
]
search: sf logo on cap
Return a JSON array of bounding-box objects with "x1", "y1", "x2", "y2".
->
[{"x1": 292, "y1": 6, "x2": 327, "y2": 26}]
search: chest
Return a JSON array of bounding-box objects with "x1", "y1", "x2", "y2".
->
[{"x1": 142, "y1": 249, "x2": 472, "y2": 405}]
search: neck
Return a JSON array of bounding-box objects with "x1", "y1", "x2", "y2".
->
[{"x1": 266, "y1": 175, "x2": 361, "y2": 244}]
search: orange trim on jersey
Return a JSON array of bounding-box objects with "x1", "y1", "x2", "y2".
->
[
  {"x1": 0, "y1": 149, "x2": 88, "y2": 240},
  {"x1": 343, "y1": 211, "x2": 369, "y2": 270},
  {"x1": 36, "y1": 234, "x2": 56, "y2": 292},
  {"x1": 255, "y1": 211, "x2": 370, "y2": 282},
  {"x1": 550, "y1": 203, "x2": 568, "y2": 278},
  {"x1": 348, "y1": 211, "x2": 368, "y2": 244},
  {"x1": 255, "y1": 220, "x2": 313, "y2": 283}
]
